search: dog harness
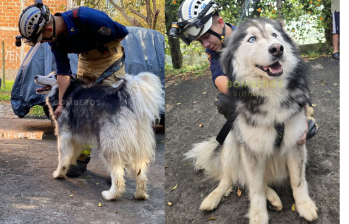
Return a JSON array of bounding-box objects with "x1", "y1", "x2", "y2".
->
[
  {"x1": 94, "y1": 53, "x2": 126, "y2": 84},
  {"x1": 216, "y1": 113, "x2": 285, "y2": 148}
]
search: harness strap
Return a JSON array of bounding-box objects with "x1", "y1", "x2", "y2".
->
[
  {"x1": 94, "y1": 53, "x2": 126, "y2": 84},
  {"x1": 216, "y1": 111, "x2": 238, "y2": 145},
  {"x1": 216, "y1": 112, "x2": 285, "y2": 147}
]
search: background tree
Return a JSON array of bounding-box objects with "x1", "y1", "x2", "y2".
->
[
  {"x1": 74, "y1": 0, "x2": 165, "y2": 34},
  {"x1": 165, "y1": 0, "x2": 183, "y2": 69}
]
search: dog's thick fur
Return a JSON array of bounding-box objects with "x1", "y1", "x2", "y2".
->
[
  {"x1": 185, "y1": 19, "x2": 318, "y2": 223},
  {"x1": 35, "y1": 72, "x2": 164, "y2": 201}
]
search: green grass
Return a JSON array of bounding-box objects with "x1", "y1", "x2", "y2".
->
[
  {"x1": 165, "y1": 61, "x2": 210, "y2": 81},
  {"x1": 0, "y1": 80, "x2": 14, "y2": 102},
  {"x1": 28, "y1": 105, "x2": 46, "y2": 117}
]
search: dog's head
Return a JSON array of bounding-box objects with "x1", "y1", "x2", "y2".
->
[
  {"x1": 221, "y1": 19, "x2": 299, "y2": 82},
  {"x1": 34, "y1": 71, "x2": 58, "y2": 95}
]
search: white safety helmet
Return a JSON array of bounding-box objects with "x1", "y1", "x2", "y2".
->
[
  {"x1": 18, "y1": 4, "x2": 51, "y2": 46},
  {"x1": 170, "y1": 0, "x2": 221, "y2": 45}
]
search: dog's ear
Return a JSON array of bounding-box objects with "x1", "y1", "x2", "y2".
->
[{"x1": 277, "y1": 19, "x2": 285, "y2": 28}]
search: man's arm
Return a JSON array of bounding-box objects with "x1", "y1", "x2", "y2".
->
[
  {"x1": 215, "y1": 76, "x2": 229, "y2": 95},
  {"x1": 54, "y1": 75, "x2": 71, "y2": 119}
]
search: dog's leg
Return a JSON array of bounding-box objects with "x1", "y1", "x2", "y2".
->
[
  {"x1": 241, "y1": 148, "x2": 268, "y2": 224},
  {"x1": 265, "y1": 185, "x2": 282, "y2": 211},
  {"x1": 200, "y1": 171, "x2": 232, "y2": 211},
  {"x1": 200, "y1": 145, "x2": 233, "y2": 210},
  {"x1": 101, "y1": 154, "x2": 125, "y2": 201},
  {"x1": 134, "y1": 163, "x2": 149, "y2": 200},
  {"x1": 53, "y1": 134, "x2": 74, "y2": 179},
  {"x1": 287, "y1": 145, "x2": 318, "y2": 221},
  {"x1": 69, "y1": 142, "x2": 82, "y2": 165}
]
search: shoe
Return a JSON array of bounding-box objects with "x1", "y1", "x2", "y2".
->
[
  {"x1": 66, "y1": 161, "x2": 88, "y2": 177},
  {"x1": 306, "y1": 118, "x2": 318, "y2": 140},
  {"x1": 332, "y1": 52, "x2": 339, "y2": 60}
]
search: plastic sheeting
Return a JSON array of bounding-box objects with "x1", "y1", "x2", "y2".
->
[{"x1": 11, "y1": 27, "x2": 165, "y2": 118}]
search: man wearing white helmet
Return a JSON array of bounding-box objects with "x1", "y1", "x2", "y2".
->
[
  {"x1": 171, "y1": 0, "x2": 318, "y2": 144},
  {"x1": 18, "y1": 1, "x2": 128, "y2": 177}
]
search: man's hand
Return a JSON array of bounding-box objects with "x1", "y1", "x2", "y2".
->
[
  {"x1": 54, "y1": 105, "x2": 64, "y2": 120},
  {"x1": 297, "y1": 120, "x2": 308, "y2": 145}
]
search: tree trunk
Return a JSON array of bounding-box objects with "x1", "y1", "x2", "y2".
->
[
  {"x1": 167, "y1": 35, "x2": 182, "y2": 69},
  {"x1": 276, "y1": 0, "x2": 283, "y2": 19}
]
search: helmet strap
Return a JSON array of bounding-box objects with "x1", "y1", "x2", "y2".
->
[
  {"x1": 42, "y1": 15, "x2": 56, "y2": 42},
  {"x1": 207, "y1": 23, "x2": 226, "y2": 45}
]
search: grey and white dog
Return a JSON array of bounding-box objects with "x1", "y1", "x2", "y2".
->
[
  {"x1": 185, "y1": 19, "x2": 317, "y2": 223},
  {"x1": 35, "y1": 72, "x2": 164, "y2": 201}
]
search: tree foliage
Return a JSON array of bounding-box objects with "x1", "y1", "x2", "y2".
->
[
  {"x1": 74, "y1": 0, "x2": 165, "y2": 33},
  {"x1": 165, "y1": 0, "x2": 333, "y2": 69}
]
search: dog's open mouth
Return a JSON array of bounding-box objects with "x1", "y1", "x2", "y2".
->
[
  {"x1": 256, "y1": 61, "x2": 283, "y2": 76},
  {"x1": 36, "y1": 85, "x2": 52, "y2": 93}
]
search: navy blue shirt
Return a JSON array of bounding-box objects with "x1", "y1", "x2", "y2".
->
[
  {"x1": 49, "y1": 7, "x2": 129, "y2": 75},
  {"x1": 206, "y1": 23, "x2": 236, "y2": 88}
]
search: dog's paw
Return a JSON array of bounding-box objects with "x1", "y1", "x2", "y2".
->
[
  {"x1": 52, "y1": 170, "x2": 65, "y2": 179},
  {"x1": 247, "y1": 209, "x2": 269, "y2": 224},
  {"x1": 296, "y1": 200, "x2": 318, "y2": 222},
  {"x1": 199, "y1": 192, "x2": 222, "y2": 211},
  {"x1": 267, "y1": 199, "x2": 282, "y2": 211},
  {"x1": 134, "y1": 191, "x2": 149, "y2": 200},
  {"x1": 102, "y1": 190, "x2": 119, "y2": 201}
]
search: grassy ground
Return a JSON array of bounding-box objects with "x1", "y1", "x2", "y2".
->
[
  {"x1": 165, "y1": 61, "x2": 211, "y2": 82},
  {"x1": 0, "y1": 80, "x2": 45, "y2": 117}
]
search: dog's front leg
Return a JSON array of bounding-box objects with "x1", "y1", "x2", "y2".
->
[
  {"x1": 241, "y1": 147, "x2": 268, "y2": 224},
  {"x1": 287, "y1": 144, "x2": 318, "y2": 221},
  {"x1": 53, "y1": 134, "x2": 74, "y2": 179}
]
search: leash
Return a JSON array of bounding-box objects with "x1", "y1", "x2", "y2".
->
[
  {"x1": 94, "y1": 53, "x2": 126, "y2": 84},
  {"x1": 216, "y1": 112, "x2": 285, "y2": 147}
]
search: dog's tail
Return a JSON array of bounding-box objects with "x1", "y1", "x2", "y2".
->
[
  {"x1": 123, "y1": 72, "x2": 164, "y2": 123},
  {"x1": 185, "y1": 137, "x2": 223, "y2": 181}
]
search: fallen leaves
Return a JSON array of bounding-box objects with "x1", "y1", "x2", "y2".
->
[
  {"x1": 237, "y1": 188, "x2": 242, "y2": 197},
  {"x1": 168, "y1": 202, "x2": 172, "y2": 206},
  {"x1": 86, "y1": 175, "x2": 92, "y2": 178},
  {"x1": 199, "y1": 123, "x2": 203, "y2": 127},
  {"x1": 203, "y1": 92, "x2": 206, "y2": 94},
  {"x1": 99, "y1": 203, "x2": 102, "y2": 207},
  {"x1": 176, "y1": 103, "x2": 181, "y2": 105},
  {"x1": 137, "y1": 169, "x2": 141, "y2": 176},
  {"x1": 207, "y1": 217, "x2": 217, "y2": 221},
  {"x1": 312, "y1": 104, "x2": 317, "y2": 107},
  {"x1": 291, "y1": 204, "x2": 296, "y2": 212},
  {"x1": 171, "y1": 184, "x2": 178, "y2": 191}
]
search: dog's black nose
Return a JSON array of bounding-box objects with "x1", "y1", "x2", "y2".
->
[
  {"x1": 34, "y1": 75, "x2": 38, "y2": 79},
  {"x1": 269, "y1": 43, "x2": 284, "y2": 58}
]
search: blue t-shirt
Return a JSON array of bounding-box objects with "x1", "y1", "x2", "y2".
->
[
  {"x1": 49, "y1": 7, "x2": 129, "y2": 75},
  {"x1": 206, "y1": 23, "x2": 236, "y2": 88}
]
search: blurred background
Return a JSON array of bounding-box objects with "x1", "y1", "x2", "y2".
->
[{"x1": 165, "y1": 0, "x2": 334, "y2": 81}]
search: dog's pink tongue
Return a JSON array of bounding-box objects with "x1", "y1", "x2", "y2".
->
[{"x1": 269, "y1": 61, "x2": 282, "y2": 72}]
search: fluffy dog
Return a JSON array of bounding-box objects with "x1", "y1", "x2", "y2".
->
[
  {"x1": 35, "y1": 72, "x2": 164, "y2": 201},
  {"x1": 185, "y1": 18, "x2": 318, "y2": 223}
]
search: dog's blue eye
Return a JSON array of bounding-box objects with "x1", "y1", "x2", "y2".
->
[
  {"x1": 272, "y1": 33, "x2": 277, "y2": 38},
  {"x1": 248, "y1": 37, "x2": 256, "y2": 43}
]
